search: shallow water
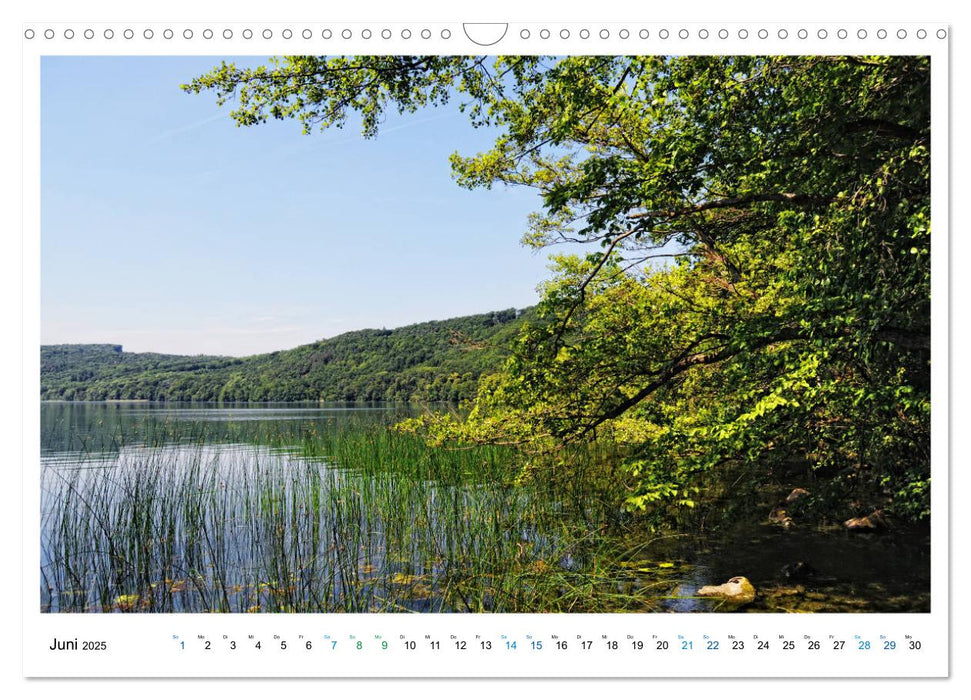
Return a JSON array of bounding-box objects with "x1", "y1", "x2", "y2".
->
[
  {"x1": 644, "y1": 522, "x2": 930, "y2": 613},
  {"x1": 40, "y1": 401, "x2": 931, "y2": 613}
]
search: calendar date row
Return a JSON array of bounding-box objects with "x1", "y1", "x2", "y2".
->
[{"x1": 175, "y1": 635, "x2": 923, "y2": 653}]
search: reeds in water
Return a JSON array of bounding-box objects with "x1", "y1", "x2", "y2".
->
[{"x1": 41, "y1": 419, "x2": 672, "y2": 613}]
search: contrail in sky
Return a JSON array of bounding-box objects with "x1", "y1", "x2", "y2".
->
[{"x1": 143, "y1": 111, "x2": 229, "y2": 146}]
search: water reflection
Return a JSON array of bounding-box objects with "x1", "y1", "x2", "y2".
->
[{"x1": 40, "y1": 402, "x2": 931, "y2": 613}]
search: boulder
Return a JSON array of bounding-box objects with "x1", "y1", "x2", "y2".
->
[
  {"x1": 781, "y1": 561, "x2": 817, "y2": 581},
  {"x1": 786, "y1": 488, "x2": 810, "y2": 504},
  {"x1": 844, "y1": 509, "x2": 890, "y2": 532},
  {"x1": 768, "y1": 506, "x2": 795, "y2": 529},
  {"x1": 697, "y1": 576, "x2": 757, "y2": 609}
]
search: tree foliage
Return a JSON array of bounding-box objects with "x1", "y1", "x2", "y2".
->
[{"x1": 184, "y1": 56, "x2": 931, "y2": 519}]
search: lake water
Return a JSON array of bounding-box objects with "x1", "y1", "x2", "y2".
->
[{"x1": 40, "y1": 402, "x2": 930, "y2": 613}]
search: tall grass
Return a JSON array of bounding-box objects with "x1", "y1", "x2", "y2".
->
[{"x1": 41, "y1": 417, "x2": 675, "y2": 613}]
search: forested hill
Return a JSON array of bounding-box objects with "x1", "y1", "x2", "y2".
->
[{"x1": 41, "y1": 308, "x2": 530, "y2": 402}]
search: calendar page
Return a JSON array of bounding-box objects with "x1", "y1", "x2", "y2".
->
[{"x1": 18, "y1": 3, "x2": 951, "y2": 684}]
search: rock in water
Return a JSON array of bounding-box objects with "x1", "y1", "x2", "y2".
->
[
  {"x1": 786, "y1": 488, "x2": 810, "y2": 504},
  {"x1": 781, "y1": 561, "x2": 817, "y2": 581},
  {"x1": 768, "y1": 506, "x2": 795, "y2": 529},
  {"x1": 844, "y1": 509, "x2": 890, "y2": 532},
  {"x1": 697, "y1": 576, "x2": 757, "y2": 609}
]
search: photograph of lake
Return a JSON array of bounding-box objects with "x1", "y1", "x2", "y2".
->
[{"x1": 40, "y1": 54, "x2": 931, "y2": 614}]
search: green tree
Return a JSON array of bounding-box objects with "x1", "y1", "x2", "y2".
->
[{"x1": 184, "y1": 55, "x2": 930, "y2": 519}]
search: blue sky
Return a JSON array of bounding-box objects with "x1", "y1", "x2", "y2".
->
[{"x1": 41, "y1": 56, "x2": 560, "y2": 356}]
